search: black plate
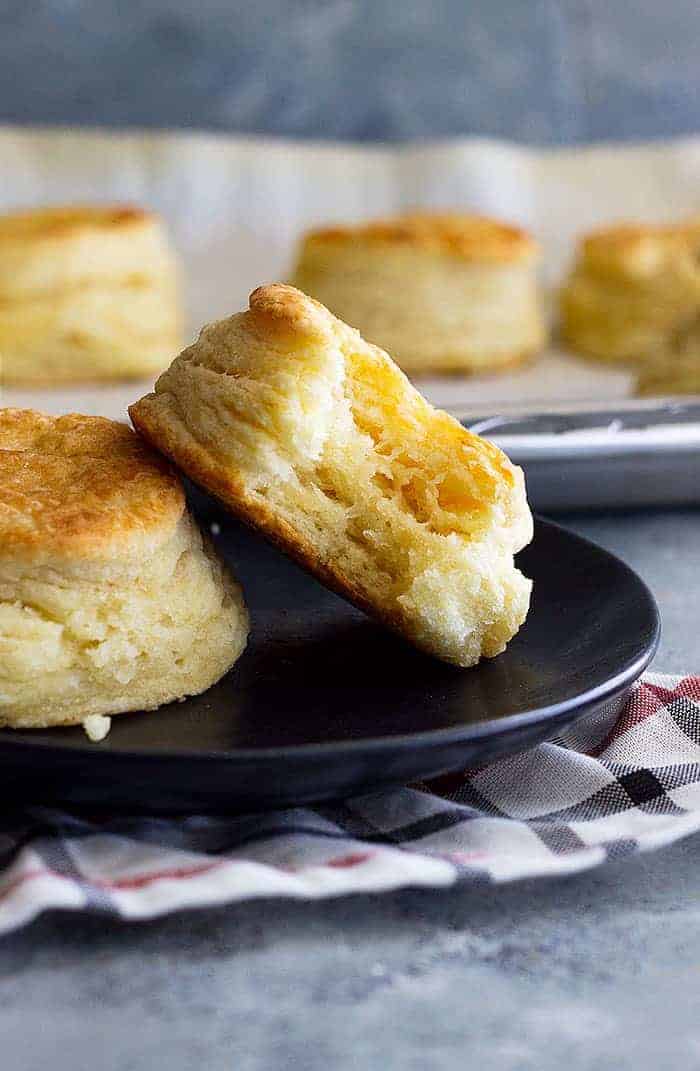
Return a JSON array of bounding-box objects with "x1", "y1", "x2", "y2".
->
[{"x1": 0, "y1": 513, "x2": 659, "y2": 813}]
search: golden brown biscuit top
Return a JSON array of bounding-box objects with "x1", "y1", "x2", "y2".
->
[
  {"x1": 0, "y1": 410, "x2": 184, "y2": 562},
  {"x1": 177, "y1": 284, "x2": 516, "y2": 501},
  {"x1": 578, "y1": 219, "x2": 700, "y2": 279},
  {"x1": 298, "y1": 213, "x2": 537, "y2": 263},
  {"x1": 247, "y1": 282, "x2": 339, "y2": 340},
  {"x1": 0, "y1": 204, "x2": 155, "y2": 244}
]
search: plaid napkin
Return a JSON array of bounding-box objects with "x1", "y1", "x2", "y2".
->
[{"x1": 1, "y1": 672, "x2": 699, "y2": 936}]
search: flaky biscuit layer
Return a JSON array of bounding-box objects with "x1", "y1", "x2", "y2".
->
[
  {"x1": 131, "y1": 284, "x2": 533, "y2": 668},
  {"x1": 292, "y1": 213, "x2": 545, "y2": 374},
  {"x1": 561, "y1": 218, "x2": 700, "y2": 367},
  {"x1": 0, "y1": 410, "x2": 248, "y2": 728},
  {"x1": 0, "y1": 204, "x2": 182, "y2": 384}
]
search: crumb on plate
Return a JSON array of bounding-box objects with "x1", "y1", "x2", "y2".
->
[{"x1": 83, "y1": 714, "x2": 112, "y2": 742}]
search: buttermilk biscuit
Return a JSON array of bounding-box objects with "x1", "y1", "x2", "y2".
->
[
  {"x1": 131, "y1": 285, "x2": 533, "y2": 668},
  {"x1": 0, "y1": 410, "x2": 248, "y2": 730},
  {"x1": 291, "y1": 212, "x2": 546, "y2": 375},
  {"x1": 561, "y1": 219, "x2": 700, "y2": 366},
  {"x1": 637, "y1": 353, "x2": 700, "y2": 396},
  {"x1": 0, "y1": 205, "x2": 182, "y2": 385}
]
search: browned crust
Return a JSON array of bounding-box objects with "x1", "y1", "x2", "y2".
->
[
  {"x1": 577, "y1": 219, "x2": 700, "y2": 279},
  {"x1": 0, "y1": 204, "x2": 155, "y2": 243},
  {"x1": 248, "y1": 282, "x2": 335, "y2": 337},
  {"x1": 0, "y1": 409, "x2": 184, "y2": 561},
  {"x1": 298, "y1": 212, "x2": 537, "y2": 263}
]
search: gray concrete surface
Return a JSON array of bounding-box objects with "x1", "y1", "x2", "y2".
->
[
  {"x1": 4, "y1": 833, "x2": 700, "y2": 1071},
  {"x1": 2, "y1": 509, "x2": 699, "y2": 1071}
]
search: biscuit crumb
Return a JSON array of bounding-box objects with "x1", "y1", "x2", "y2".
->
[{"x1": 83, "y1": 715, "x2": 112, "y2": 742}]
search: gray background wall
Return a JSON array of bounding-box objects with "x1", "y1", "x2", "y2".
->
[{"x1": 1, "y1": 0, "x2": 698, "y2": 143}]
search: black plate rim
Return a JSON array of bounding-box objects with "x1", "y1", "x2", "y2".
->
[{"x1": 0, "y1": 518, "x2": 660, "y2": 764}]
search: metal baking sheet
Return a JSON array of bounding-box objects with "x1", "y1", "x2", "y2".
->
[{"x1": 464, "y1": 399, "x2": 700, "y2": 511}]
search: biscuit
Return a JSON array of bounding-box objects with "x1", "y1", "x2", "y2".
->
[
  {"x1": 0, "y1": 205, "x2": 182, "y2": 385},
  {"x1": 0, "y1": 409, "x2": 248, "y2": 730},
  {"x1": 131, "y1": 285, "x2": 533, "y2": 668},
  {"x1": 637, "y1": 352, "x2": 700, "y2": 396},
  {"x1": 561, "y1": 220, "x2": 700, "y2": 366},
  {"x1": 291, "y1": 213, "x2": 546, "y2": 375}
]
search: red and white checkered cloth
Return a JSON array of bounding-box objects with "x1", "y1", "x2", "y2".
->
[{"x1": 1, "y1": 672, "x2": 699, "y2": 935}]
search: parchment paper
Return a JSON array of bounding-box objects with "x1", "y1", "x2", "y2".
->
[{"x1": 2, "y1": 125, "x2": 700, "y2": 420}]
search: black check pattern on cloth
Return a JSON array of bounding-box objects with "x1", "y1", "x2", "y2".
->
[{"x1": 1, "y1": 673, "x2": 700, "y2": 935}]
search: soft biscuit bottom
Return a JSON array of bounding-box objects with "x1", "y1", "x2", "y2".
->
[
  {"x1": 637, "y1": 350, "x2": 700, "y2": 396},
  {"x1": 560, "y1": 280, "x2": 700, "y2": 364},
  {"x1": 0, "y1": 514, "x2": 247, "y2": 728},
  {"x1": 0, "y1": 281, "x2": 181, "y2": 384},
  {"x1": 131, "y1": 284, "x2": 533, "y2": 667}
]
